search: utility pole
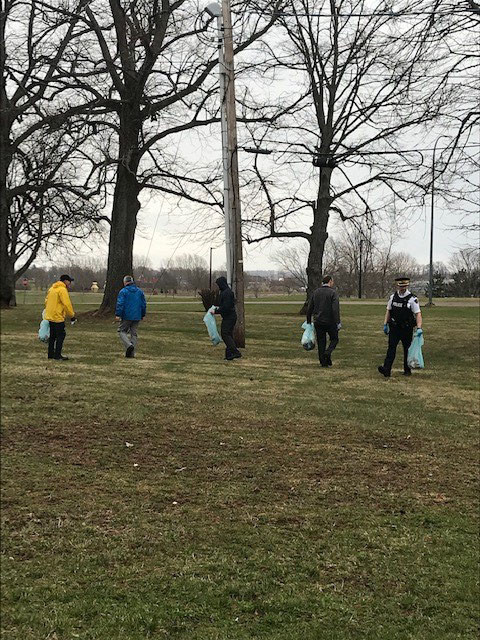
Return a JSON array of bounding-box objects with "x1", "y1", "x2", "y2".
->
[
  {"x1": 222, "y1": 0, "x2": 245, "y2": 347},
  {"x1": 217, "y1": 13, "x2": 233, "y2": 287}
]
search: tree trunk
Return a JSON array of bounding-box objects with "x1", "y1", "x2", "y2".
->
[
  {"x1": 0, "y1": 78, "x2": 14, "y2": 307},
  {"x1": 0, "y1": 252, "x2": 16, "y2": 308},
  {"x1": 98, "y1": 107, "x2": 141, "y2": 314},
  {"x1": 301, "y1": 168, "x2": 333, "y2": 313},
  {"x1": 0, "y1": 180, "x2": 15, "y2": 307}
]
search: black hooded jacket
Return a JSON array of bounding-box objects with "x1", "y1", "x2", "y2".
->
[{"x1": 215, "y1": 277, "x2": 236, "y2": 317}]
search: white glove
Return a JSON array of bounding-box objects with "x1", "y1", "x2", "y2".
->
[
  {"x1": 208, "y1": 305, "x2": 217, "y2": 315},
  {"x1": 337, "y1": 322, "x2": 342, "y2": 330}
]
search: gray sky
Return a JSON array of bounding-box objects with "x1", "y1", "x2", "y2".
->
[{"x1": 126, "y1": 194, "x2": 478, "y2": 272}]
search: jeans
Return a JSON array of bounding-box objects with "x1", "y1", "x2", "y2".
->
[{"x1": 48, "y1": 322, "x2": 66, "y2": 359}]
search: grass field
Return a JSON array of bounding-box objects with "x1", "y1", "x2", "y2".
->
[{"x1": 1, "y1": 298, "x2": 479, "y2": 639}]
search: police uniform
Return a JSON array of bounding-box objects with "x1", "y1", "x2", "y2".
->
[{"x1": 378, "y1": 277, "x2": 421, "y2": 377}]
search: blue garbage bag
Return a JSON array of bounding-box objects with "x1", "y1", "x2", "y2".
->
[
  {"x1": 407, "y1": 333, "x2": 425, "y2": 369},
  {"x1": 38, "y1": 319, "x2": 50, "y2": 343},
  {"x1": 301, "y1": 321, "x2": 316, "y2": 351},
  {"x1": 203, "y1": 307, "x2": 221, "y2": 346}
]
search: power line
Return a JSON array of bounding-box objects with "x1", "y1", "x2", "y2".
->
[
  {"x1": 343, "y1": 74, "x2": 476, "y2": 80},
  {"x1": 271, "y1": 10, "x2": 473, "y2": 17},
  {"x1": 340, "y1": 144, "x2": 480, "y2": 156},
  {"x1": 242, "y1": 143, "x2": 480, "y2": 157}
]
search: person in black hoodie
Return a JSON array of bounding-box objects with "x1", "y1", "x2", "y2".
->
[{"x1": 212, "y1": 276, "x2": 242, "y2": 361}]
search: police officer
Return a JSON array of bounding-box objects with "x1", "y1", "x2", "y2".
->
[{"x1": 378, "y1": 276, "x2": 423, "y2": 377}]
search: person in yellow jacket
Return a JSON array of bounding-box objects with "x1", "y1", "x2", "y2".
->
[{"x1": 44, "y1": 274, "x2": 77, "y2": 360}]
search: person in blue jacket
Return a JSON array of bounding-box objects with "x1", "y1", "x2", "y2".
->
[{"x1": 115, "y1": 275, "x2": 147, "y2": 358}]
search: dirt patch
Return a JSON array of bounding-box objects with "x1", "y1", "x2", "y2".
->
[{"x1": 2, "y1": 417, "x2": 476, "y2": 512}]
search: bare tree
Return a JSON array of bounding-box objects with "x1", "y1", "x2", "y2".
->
[
  {"x1": 449, "y1": 248, "x2": 480, "y2": 275},
  {"x1": 427, "y1": 2, "x2": 480, "y2": 236},
  {"x1": 0, "y1": 0, "x2": 104, "y2": 306},
  {"x1": 5, "y1": 123, "x2": 107, "y2": 303},
  {"x1": 270, "y1": 242, "x2": 309, "y2": 288},
  {"x1": 242, "y1": 0, "x2": 478, "y2": 304},
  {"x1": 48, "y1": 0, "x2": 285, "y2": 313},
  {"x1": 171, "y1": 253, "x2": 209, "y2": 293},
  {"x1": 270, "y1": 223, "x2": 423, "y2": 298}
]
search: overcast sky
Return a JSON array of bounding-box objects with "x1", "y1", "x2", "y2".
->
[
  {"x1": 53, "y1": 189, "x2": 476, "y2": 273},
  {"x1": 125, "y1": 194, "x2": 478, "y2": 273}
]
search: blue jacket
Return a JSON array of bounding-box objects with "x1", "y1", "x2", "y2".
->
[{"x1": 115, "y1": 284, "x2": 146, "y2": 321}]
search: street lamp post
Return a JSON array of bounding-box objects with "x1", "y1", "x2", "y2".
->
[
  {"x1": 428, "y1": 135, "x2": 449, "y2": 306},
  {"x1": 358, "y1": 237, "x2": 363, "y2": 299},
  {"x1": 209, "y1": 246, "x2": 213, "y2": 289}
]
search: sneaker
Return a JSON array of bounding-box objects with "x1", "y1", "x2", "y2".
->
[
  {"x1": 126, "y1": 345, "x2": 135, "y2": 358},
  {"x1": 54, "y1": 355, "x2": 69, "y2": 361},
  {"x1": 224, "y1": 356, "x2": 235, "y2": 361},
  {"x1": 403, "y1": 370, "x2": 412, "y2": 376},
  {"x1": 326, "y1": 355, "x2": 333, "y2": 367},
  {"x1": 233, "y1": 352, "x2": 242, "y2": 359},
  {"x1": 320, "y1": 355, "x2": 328, "y2": 367},
  {"x1": 378, "y1": 365, "x2": 390, "y2": 377}
]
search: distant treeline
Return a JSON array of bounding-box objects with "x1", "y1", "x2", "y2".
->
[{"x1": 16, "y1": 249, "x2": 479, "y2": 299}]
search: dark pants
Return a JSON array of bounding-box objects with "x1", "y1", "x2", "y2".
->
[
  {"x1": 314, "y1": 322, "x2": 339, "y2": 363},
  {"x1": 221, "y1": 313, "x2": 240, "y2": 359},
  {"x1": 383, "y1": 325, "x2": 413, "y2": 373},
  {"x1": 48, "y1": 321, "x2": 66, "y2": 359}
]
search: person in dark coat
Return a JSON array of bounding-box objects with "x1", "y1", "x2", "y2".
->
[
  {"x1": 306, "y1": 275, "x2": 341, "y2": 367},
  {"x1": 115, "y1": 276, "x2": 147, "y2": 358},
  {"x1": 211, "y1": 276, "x2": 242, "y2": 361}
]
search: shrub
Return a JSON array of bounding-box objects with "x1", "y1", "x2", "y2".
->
[{"x1": 198, "y1": 288, "x2": 219, "y2": 311}]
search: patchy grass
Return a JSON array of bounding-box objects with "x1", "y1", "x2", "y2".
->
[{"x1": 1, "y1": 300, "x2": 479, "y2": 639}]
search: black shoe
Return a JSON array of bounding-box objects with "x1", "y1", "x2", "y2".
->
[
  {"x1": 54, "y1": 355, "x2": 69, "y2": 361},
  {"x1": 320, "y1": 356, "x2": 328, "y2": 367},
  {"x1": 126, "y1": 345, "x2": 135, "y2": 358},
  {"x1": 224, "y1": 356, "x2": 235, "y2": 361},
  {"x1": 232, "y1": 352, "x2": 242, "y2": 359},
  {"x1": 326, "y1": 355, "x2": 333, "y2": 367},
  {"x1": 378, "y1": 365, "x2": 390, "y2": 377},
  {"x1": 403, "y1": 370, "x2": 412, "y2": 376}
]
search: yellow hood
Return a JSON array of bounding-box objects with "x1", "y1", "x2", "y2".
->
[{"x1": 44, "y1": 281, "x2": 75, "y2": 323}]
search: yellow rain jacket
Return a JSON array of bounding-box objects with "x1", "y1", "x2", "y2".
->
[{"x1": 44, "y1": 281, "x2": 75, "y2": 323}]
